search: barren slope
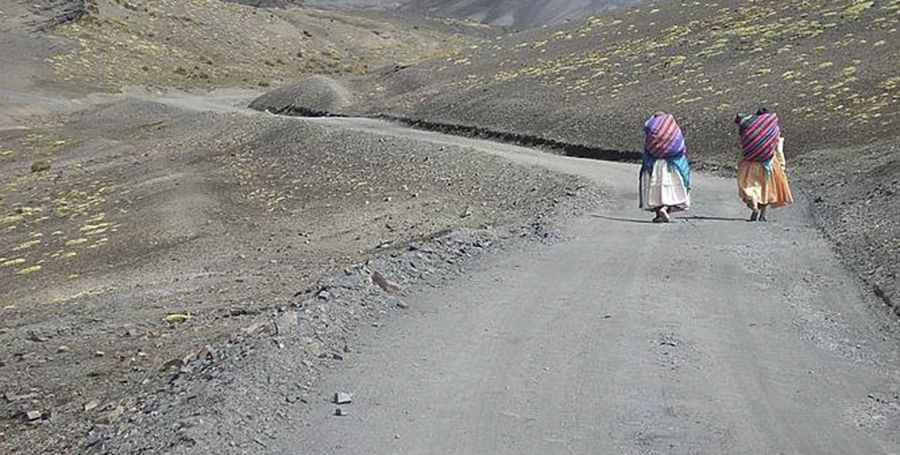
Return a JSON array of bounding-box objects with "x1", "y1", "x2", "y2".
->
[
  {"x1": 255, "y1": 0, "x2": 899, "y2": 309},
  {"x1": 0, "y1": 96, "x2": 595, "y2": 454},
  {"x1": 399, "y1": 0, "x2": 638, "y2": 27},
  {"x1": 328, "y1": 0, "x2": 899, "y2": 166},
  {"x1": 46, "y1": 0, "x2": 473, "y2": 91},
  {"x1": 305, "y1": 0, "x2": 637, "y2": 27}
]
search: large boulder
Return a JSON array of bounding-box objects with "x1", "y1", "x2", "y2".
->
[{"x1": 249, "y1": 76, "x2": 354, "y2": 116}]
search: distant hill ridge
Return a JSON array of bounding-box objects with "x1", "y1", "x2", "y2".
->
[
  {"x1": 303, "y1": 0, "x2": 638, "y2": 27},
  {"x1": 399, "y1": 0, "x2": 638, "y2": 27}
]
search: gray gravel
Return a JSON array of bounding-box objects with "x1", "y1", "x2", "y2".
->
[
  {"x1": 274, "y1": 118, "x2": 900, "y2": 455},
  {"x1": 0, "y1": 97, "x2": 600, "y2": 454}
]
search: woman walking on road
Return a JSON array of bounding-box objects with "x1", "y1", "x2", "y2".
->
[
  {"x1": 640, "y1": 111, "x2": 692, "y2": 223},
  {"x1": 735, "y1": 108, "x2": 793, "y2": 221}
]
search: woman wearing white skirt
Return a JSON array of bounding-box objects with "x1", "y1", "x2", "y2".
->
[{"x1": 639, "y1": 112, "x2": 691, "y2": 223}]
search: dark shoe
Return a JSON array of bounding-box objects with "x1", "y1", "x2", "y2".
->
[{"x1": 659, "y1": 209, "x2": 671, "y2": 223}]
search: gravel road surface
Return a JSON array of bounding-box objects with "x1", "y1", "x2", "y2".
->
[{"x1": 272, "y1": 117, "x2": 900, "y2": 454}]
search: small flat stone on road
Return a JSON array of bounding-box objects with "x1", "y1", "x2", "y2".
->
[
  {"x1": 84, "y1": 400, "x2": 100, "y2": 412},
  {"x1": 334, "y1": 392, "x2": 352, "y2": 404}
]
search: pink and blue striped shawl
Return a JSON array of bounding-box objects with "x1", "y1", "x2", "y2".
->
[
  {"x1": 640, "y1": 114, "x2": 691, "y2": 198},
  {"x1": 736, "y1": 112, "x2": 780, "y2": 162},
  {"x1": 643, "y1": 114, "x2": 686, "y2": 159}
]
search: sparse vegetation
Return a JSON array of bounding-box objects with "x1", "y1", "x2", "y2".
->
[{"x1": 47, "y1": 0, "x2": 478, "y2": 90}]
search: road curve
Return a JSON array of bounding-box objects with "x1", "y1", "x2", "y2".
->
[
  {"x1": 120, "y1": 93, "x2": 900, "y2": 453},
  {"x1": 267, "y1": 116, "x2": 900, "y2": 455}
]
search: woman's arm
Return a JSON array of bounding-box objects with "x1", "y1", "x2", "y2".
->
[{"x1": 777, "y1": 137, "x2": 787, "y2": 170}]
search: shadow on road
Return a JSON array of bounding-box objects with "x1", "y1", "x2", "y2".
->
[
  {"x1": 591, "y1": 214, "x2": 748, "y2": 224},
  {"x1": 591, "y1": 214, "x2": 656, "y2": 224},
  {"x1": 684, "y1": 215, "x2": 748, "y2": 222}
]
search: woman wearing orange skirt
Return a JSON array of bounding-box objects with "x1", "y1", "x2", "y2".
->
[{"x1": 735, "y1": 109, "x2": 793, "y2": 222}]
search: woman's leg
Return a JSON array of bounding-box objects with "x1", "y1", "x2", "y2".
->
[
  {"x1": 746, "y1": 199, "x2": 759, "y2": 221},
  {"x1": 759, "y1": 204, "x2": 768, "y2": 222},
  {"x1": 659, "y1": 206, "x2": 671, "y2": 223}
]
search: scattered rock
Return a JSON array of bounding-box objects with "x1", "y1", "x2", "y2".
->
[
  {"x1": 334, "y1": 392, "x2": 352, "y2": 404},
  {"x1": 242, "y1": 321, "x2": 269, "y2": 336},
  {"x1": 57, "y1": 345, "x2": 71, "y2": 353},
  {"x1": 371, "y1": 270, "x2": 402, "y2": 294},
  {"x1": 197, "y1": 345, "x2": 216, "y2": 361},
  {"x1": 25, "y1": 410, "x2": 42, "y2": 421},
  {"x1": 5, "y1": 392, "x2": 38, "y2": 402},
  {"x1": 27, "y1": 332, "x2": 48, "y2": 342},
  {"x1": 31, "y1": 160, "x2": 51, "y2": 173},
  {"x1": 164, "y1": 313, "x2": 192, "y2": 324},
  {"x1": 316, "y1": 289, "x2": 332, "y2": 301},
  {"x1": 98, "y1": 406, "x2": 125, "y2": 425},
  {"x1": 84, "y1": 400, "x2": 100, "y2": 412},
  {"x1": 95, "y1": 351, "x2": 105, "y2": 357},
  {"x1": 334, "y1": 407, "x2": 348, "y2": 416}
]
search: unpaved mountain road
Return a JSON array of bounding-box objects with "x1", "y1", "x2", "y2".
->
[
  {"x1": 276, "y1": 119, "x2": 900, "y2": 453},
  {"x1": 127, "y1": 95, "x2": 900, "y2": 453}
]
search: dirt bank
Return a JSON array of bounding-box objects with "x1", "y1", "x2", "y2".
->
[
  {"x1": 251, "y1": 0, "x2": 900, "y2": 311},
  {"x1": 0, "y1": 99, "x2": 600, "y2": 454}
]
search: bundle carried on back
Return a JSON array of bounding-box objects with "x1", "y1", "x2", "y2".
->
[
  {"x1": 641, "y1": 112, "x2": 691, "y2": 192},
  {"x1": 643, "y1": 113, "x2": 686, "y2": 159},
  {"x1": 736, "y1": 112, "x2": 781, "y2": 162}
]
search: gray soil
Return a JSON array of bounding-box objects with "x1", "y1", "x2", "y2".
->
[
  {"x1": 252, "y1": 0, "x2": 900, "y2": 312},
  {"x1": 62, "y1": 116, "x2": 900, "y2": 454},
  {"x1": 277, "y1": 119, "x2": 900, "y2": 455},
  {"x1": 305, "y1": 0, "x2": 637, "y2": 27},
  {"x1": 0, "y1": 95, "x2": 598, "y2": 453},
  {"x1": 249, "y1": 76, "x2": 356, "y2": 115},
  {"x1": 2, "y1": 0, "x2": 899, "y2": 453},
  {"x1": 794, "y1": 141, "x2": 900, "y2": 314}
]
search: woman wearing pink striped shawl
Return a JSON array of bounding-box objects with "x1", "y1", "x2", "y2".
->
[
  {"x1": 640, "y1": 112, "x2": 691, "y2": 223},
  {"x1": 735, "y1": 108, "x2": 793, "y2": 222}
]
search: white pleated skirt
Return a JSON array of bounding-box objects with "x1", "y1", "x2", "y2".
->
[{"x1": 640, "y1": 160, "x2": 690, "y2": 211}]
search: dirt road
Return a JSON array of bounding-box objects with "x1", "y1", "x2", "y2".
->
[{"x1": 258, "y1": 117, "x2": 900, "y2": 454}]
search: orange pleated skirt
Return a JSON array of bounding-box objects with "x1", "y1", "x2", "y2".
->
[{"x1": 737, "y1": 154, "x2": 793, "y2": 210}]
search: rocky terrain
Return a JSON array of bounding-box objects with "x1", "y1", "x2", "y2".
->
[
  {"x1": 48, "y1": 0, "x2": 474, "y2": 91},
  {"x1": 398, "y1": 0, "x2": 638, "y2": 27},
  {"x1": 254, "y1": 0, "x2": 900, "y2": 313},
  {"x1": 0, "y1": 96, "x2": 599, "y2": 453},
  {"x1": 0, "y1": 1, "x2": 603, "y2": 453},
  {"x1": 0, "y1": 0, "x2": 481, "y2": 130},
  {"x1": 1, "y1": 0, "x2": 899, "y2": 453},
  {"x1": 794, "y1": 140, "x2": 899, "y2": 313},
  {"x1": 306, "y1": 0, "x2": 637, "y2": 27}
]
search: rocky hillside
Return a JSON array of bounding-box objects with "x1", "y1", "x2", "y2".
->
[
  {"x1": 400, "y1": 0, "x2": 637, "y2": 27},
  {"x1": 307, "y1": 0, "x2": 898, "y2": 168},
  {"x1": 39, "y1": 0, "x2": 475, "y2": 91},
  {"x1": 253, "y1": 0, "x2": 900, "y2": 312},
  {"x1": 304, "y1": 0, "x2": 637, "y2": 27}
]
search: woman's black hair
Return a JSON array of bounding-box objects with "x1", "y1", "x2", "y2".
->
[{"x1": 756, "y1": 107, "x2": 769, "y2": 115}]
